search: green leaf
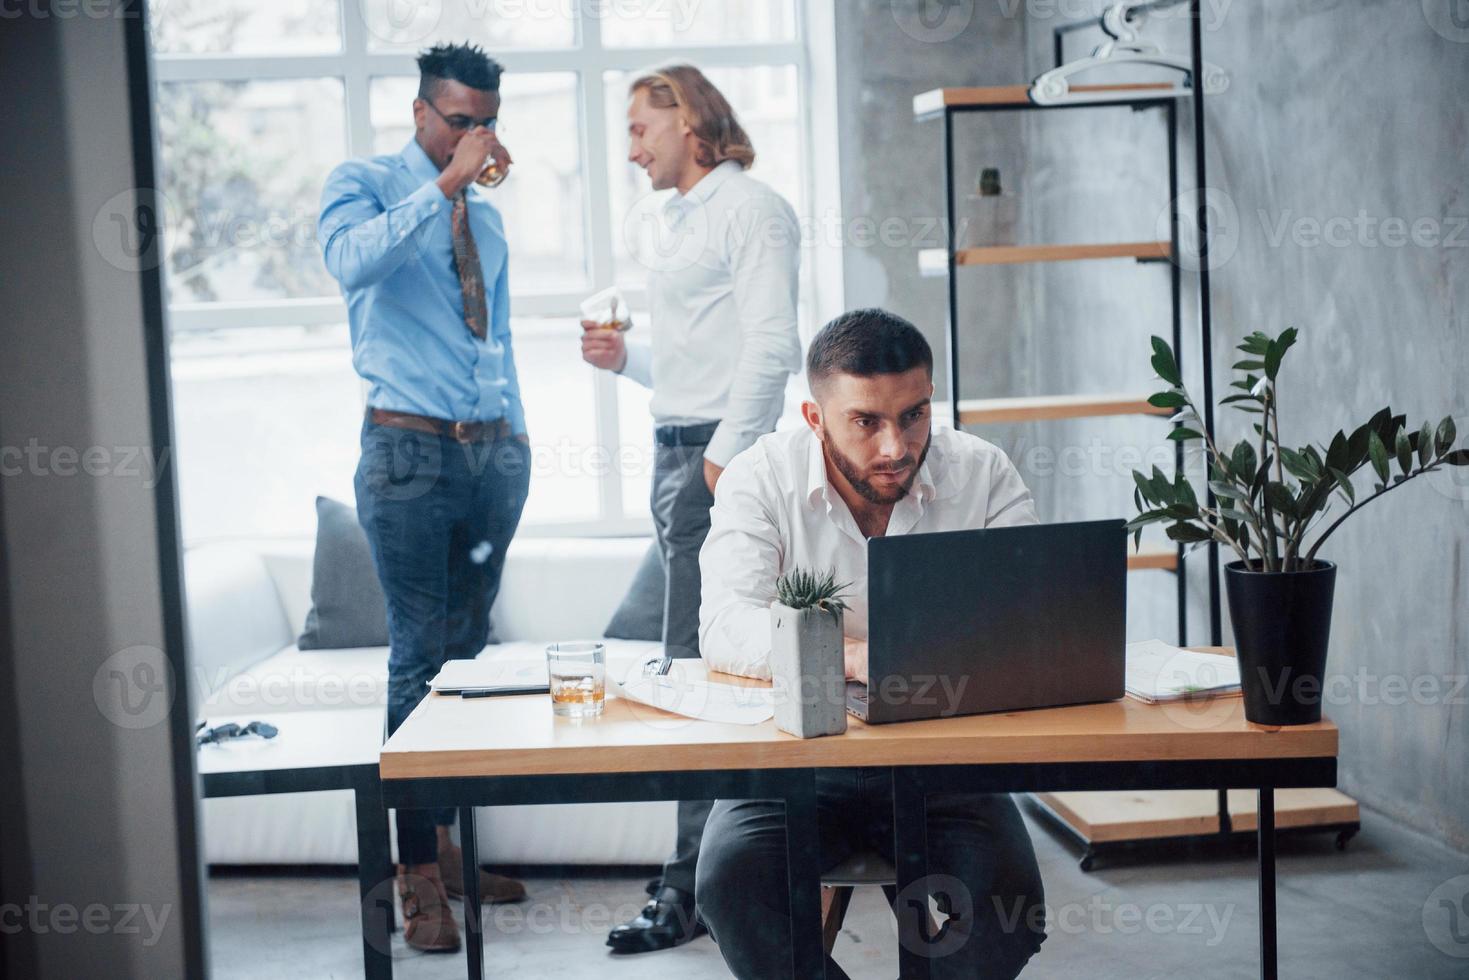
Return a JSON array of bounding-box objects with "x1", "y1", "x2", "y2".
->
[
  {"x1": 1325, "y1": 430, "x2": 1349, "y2": 473},
  {"x1": 1147, "y1": 390, "x2": 1188, "y2": 409},
  {"x1": 1418, "y1": 422, "x2": 1434, "y2": 467},
  {"x1": 1174, "y1": 473, "x2": 1198, "y2": 508},
  {"x1": 1263, "y1": 339, "x2": 1284, "y2": 380},
  {"x1": 1436, "y1": 416, "x2": 1457, "y2": 456},
  {"x1": 1166, "y1": 522, "x2": 1214, "y2": 544},
  {"x1": 1209, "y1": 481, "x2": 1247, "y2": 500},
  {"x1": 1231, "y1": 442, "x2": 1257, "y2": 481},
  {"x1": 1238, "y1": 332, "x2": 1271, "y2": 356},
  {"x1": 1279, "y1": 447, "x2": 1318, "y2": 482},
  {"x1": 1329, "y1": 466, "x2": 1355, "y2": 505},
  {"x1": 1133, "y1": 470, "x2": 1158, "y2": 505},
  {"x1": 1149, "y1": 466, "x2": 1173, "y2": 505},
  {"x1": 1168, "y1": 427, "x2": 1204, "y2": 442},
  {"x1": 1149, "y1": 336, "x2": 1182, "y2": 386},
  {"x1": 1395, "y1": 425, "x2": 1413, "y2": 476},
  {"x1": 1265, "y1": 481, "x2": 1297, "y2": 519},
  {"x1": 1444, "y1": 449, "x2": 1469, "y2": 466},
  {"x1": 1133, "y1": 487, "x2": 1143, "y2": 513},
  {"x1": 1232, "y1": 359, "x2": 1265, "y2": 371},
  {"x1": 1368, "y1": 431, "x2": 1390, "y2": 483},
  {"x1": 1220, "y1": 393, "x2": 1260, "y2": 406}
]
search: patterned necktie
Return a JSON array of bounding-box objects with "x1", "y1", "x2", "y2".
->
[{"x1": 450, "y1": 190, "x2": 488, "y2": 340}]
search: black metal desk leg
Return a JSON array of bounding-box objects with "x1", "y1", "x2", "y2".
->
[
  {"x1": 892, "y1": 768, "x2": 932, "y2": 980},
  {"x1": 353, "y1": 774, "x2": 394, "y2": 980},
  {"x1": 459, "y1": 806, "x2": 484, "y2": 980},
  {"x1": 1258, "y1": 788, "x2": 1277, "y2": 980},
  {"x1": 782, "y1": 770, "x2": 827, "y2": 979}
]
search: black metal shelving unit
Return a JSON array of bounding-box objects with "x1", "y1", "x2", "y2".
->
[{"x1": 913, "y1": 4, "x2": 1359, "y2": 871}]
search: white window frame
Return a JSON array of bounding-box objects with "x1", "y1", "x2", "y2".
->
[{"x1": 153, "y1": 0, "x2": 843, "y2": 538}]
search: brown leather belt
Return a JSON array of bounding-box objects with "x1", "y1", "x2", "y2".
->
[{"x1": 368, "y1": 408, "x2": 511, "y2": 444}]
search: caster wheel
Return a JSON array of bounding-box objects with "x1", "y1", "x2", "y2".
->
[{"x1": 1079, "y1": 855, "x2": 1095, "y2": 872}]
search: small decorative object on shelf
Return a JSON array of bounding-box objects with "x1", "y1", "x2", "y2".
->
[
  {"x1": 961, "y1": 167, "x2": 1017, "y2": 249},
  {"x1": 769, "y1": 568, "x2": 851, "y2": 739},
  {"x1": 1128, "y1": 328, "x2": 1468, "y2": 725}
]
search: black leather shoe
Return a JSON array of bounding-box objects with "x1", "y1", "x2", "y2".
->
[{"x1": 606, "y1": 885, "x2": 705, "y2": 954}]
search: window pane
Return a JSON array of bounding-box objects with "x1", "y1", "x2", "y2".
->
[
  {"x1": 362, "y1": 0, "x2": 574, "y2": 51},
  {"x1": 156, "y1": 79, "x2": 346, "y2": 304},
  {"x1": 512, "y1": 318, "x2": 600, "y2": 524},
  {"x1": 604, "y1": 65, "x2": 803, "y2": 287},
  {"x1": 370, "y1": 73, "x2": 588, "y2": 293},
  {"x1": 148, "y1": 0, "x2": 341, "y2": 55},
  {"x1": 171, "y1": 325, "x2": 362, "y2": 543},
  {"x1": 617, "y1": 362, "x2": 655, "y2": 519},
  {"x1": 600, "y1": 0, "x2": 795, "y2": 46}
]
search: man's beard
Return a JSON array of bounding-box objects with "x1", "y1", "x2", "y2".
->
[{"x1": 824, "y1": 433, "x2": 931, "y2": 505}]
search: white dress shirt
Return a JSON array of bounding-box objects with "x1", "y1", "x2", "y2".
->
[
  {"x1": 619, "y1": 160, "x2": 803, "y2": 468},
  {"x1": 698, "y1": 423, "x2": 1039, "y2": 679}
]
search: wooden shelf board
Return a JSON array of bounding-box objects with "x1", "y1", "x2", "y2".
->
[
  {"x1": 919, "y1": 241, "x2": 1171, "y2": 276},
  {"x1": 1034, "y1": 788, "x2": 1360, "y2": 844},
  {"x1": 913, "y1": 83, "x2": 1179, "y2": 116},
  {"x1": 957, "y1": 393, "x2": 1171, "y2": 425},
  {"x1": 1127, "y1": 547, "x2": 1178, "y2": 572}
]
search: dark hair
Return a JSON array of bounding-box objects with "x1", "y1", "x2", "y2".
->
[
  {"x1": 806, "y1": 308, "x2": 934, "y2": 388},
  {"x1": 416, "y1": 42, "x2": 503, "y2": 99}
]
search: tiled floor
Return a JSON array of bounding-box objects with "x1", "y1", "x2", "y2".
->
[{"x1": 208, "y1": 802, "x2": 1469, "y2": 978}]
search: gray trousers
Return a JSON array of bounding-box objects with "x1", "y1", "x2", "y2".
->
[
  {"x1": 650, "y1": 432, "x2": 718, "y2": 895},
  {"x1": 696, "y1": 769, "x2": 1046, "y2": 980}
]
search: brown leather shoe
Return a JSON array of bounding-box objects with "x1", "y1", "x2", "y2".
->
[
  {"x1": 396, "y1": 865, "x2": 461, "y2": 953},
  {"x1": 437, "y1": 839, "x2": 527, "y2": 905}
]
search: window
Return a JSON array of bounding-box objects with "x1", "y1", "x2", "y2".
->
[{"x1": 150, "y1": 0, "x2": 825, "y2": 544}]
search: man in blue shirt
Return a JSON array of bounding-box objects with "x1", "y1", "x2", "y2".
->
[{"x1": 319, "y1": 42, "x2": 528, "y2": 953}]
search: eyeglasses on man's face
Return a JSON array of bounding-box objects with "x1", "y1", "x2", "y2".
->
[{"x1": 424, "y1": 98, "x2": 498, "y2": 133}]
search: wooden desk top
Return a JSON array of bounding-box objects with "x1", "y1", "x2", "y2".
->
[{"x1": 380, "y1": 653, "x2": 1338, "y2": 781}]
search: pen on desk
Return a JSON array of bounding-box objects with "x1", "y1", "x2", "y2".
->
[{"x1": 459, "y1": 685, "x2": 550, "y2": 699}]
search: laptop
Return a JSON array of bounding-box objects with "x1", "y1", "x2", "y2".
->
[{"x1": 847, "y1": 518, "x2": 1126, "y2": 724}]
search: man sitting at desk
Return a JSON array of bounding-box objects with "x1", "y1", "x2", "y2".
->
[{"x1": 694, "y1": 308, "x2": 1047, "y2": 979}]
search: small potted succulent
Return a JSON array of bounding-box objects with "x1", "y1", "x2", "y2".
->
[
  {"x1": 770, "y1": 568, "x2": 851, "y2": 738},
  {"x1": 1128, "y1": 328, "x2": 1467, "y2": 725}
]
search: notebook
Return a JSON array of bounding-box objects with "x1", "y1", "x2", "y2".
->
[{"x1": 1124, "y1": 639, "x2": 1242, "y2": 704}]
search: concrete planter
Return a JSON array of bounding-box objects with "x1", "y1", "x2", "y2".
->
[{"x1": 769, "y1": 602, "x2": 848, "y2": 738}]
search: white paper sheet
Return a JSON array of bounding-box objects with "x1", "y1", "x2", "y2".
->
[
  {"x1": 1125, "y1": 639, "x2": 1241, "y2": 703},
  {"x1": 609, "y1": 660, "x2": 775, "y2": 725}
]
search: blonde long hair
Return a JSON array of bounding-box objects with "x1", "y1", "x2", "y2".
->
[{"x1": 629, "y1": 64, "x2": 756, "y2": 170}]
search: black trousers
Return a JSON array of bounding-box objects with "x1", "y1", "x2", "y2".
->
[
  {"x1": 648, "y1": 428, "x2": 718, "y2": 894},
  {"x1": 696, "y1": 768, "x2": 1047, "y2": 980}
]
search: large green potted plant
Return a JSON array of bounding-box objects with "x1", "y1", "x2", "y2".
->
[{"x1": 1128, "y1": 328, "x2": 1468, "y2": 725}]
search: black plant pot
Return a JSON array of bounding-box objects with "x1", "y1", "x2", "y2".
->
[{"x1": 1225, "y1": 559, "x2": 1337, "y2": 726}]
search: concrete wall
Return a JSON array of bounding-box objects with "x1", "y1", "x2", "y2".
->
[{"x1": 836, "y1": 0, "x2": 1468, "y2": 849}]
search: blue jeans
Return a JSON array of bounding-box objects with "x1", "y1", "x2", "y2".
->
[{"x1": 354, "y1": 416, "x2": 530, "y2": 866}]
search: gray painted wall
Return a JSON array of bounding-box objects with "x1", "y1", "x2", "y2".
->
[{"x1": 837, "y1": 0, "x2": 1468, "y2": 849}]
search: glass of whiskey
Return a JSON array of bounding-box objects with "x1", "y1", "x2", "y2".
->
[{"x1": 545, "y1": 642, "x2": 606, "y2": 718}]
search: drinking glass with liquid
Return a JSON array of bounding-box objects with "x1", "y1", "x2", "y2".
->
[{"x1": 545, "y1": 642, "x2": 606, "y2": 718}]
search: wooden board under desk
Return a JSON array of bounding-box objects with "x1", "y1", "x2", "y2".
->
[{"x1": 380, "y1": 652, "x2": 1337, "y2": 782}]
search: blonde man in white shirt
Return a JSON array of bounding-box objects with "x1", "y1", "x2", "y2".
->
[
  {"x1": 581, "y1": 64, "x2": 802, "y2": 954},
  {"x1": 695, "y1": 309, "x2": 1046, "y2": 980}
]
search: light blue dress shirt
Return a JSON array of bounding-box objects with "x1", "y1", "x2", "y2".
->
[{"x1": 318, "y1": 138, "x2": 525, "y2": 433}]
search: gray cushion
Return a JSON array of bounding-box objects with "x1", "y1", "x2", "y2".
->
[
  {"x1": 602, "y1": 541, "x2": 665, "y2": 641},
  {"x1": 298, "y1": 496, "x2": 499, "y2": 650}
]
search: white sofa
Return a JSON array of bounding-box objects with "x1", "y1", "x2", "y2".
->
[{"x1": 190, "y1": 536, "x2": 677, "y2": 866}]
